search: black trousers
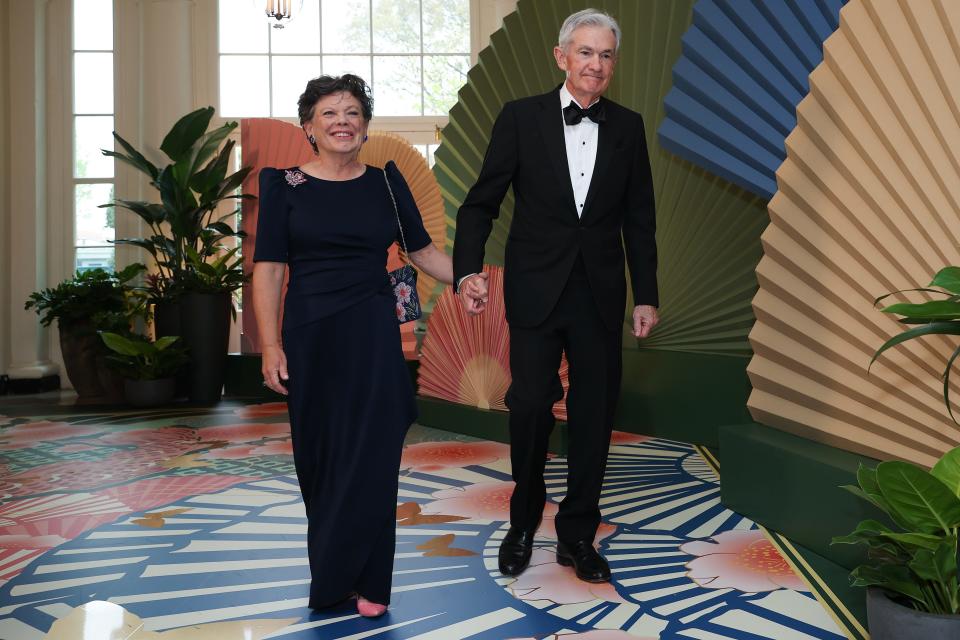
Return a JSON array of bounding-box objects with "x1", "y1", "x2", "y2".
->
[{"x1": 506, "y1": 256, "x2": 622, "y2": 543}]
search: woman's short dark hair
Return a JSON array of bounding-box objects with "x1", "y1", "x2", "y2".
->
[{"x1": 298, "y1": 74, "x2": 373, "y2": 127}]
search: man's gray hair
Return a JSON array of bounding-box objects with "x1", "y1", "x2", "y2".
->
[{"x1": 558, "y1": 9, "x2": 621, "y2": 52}]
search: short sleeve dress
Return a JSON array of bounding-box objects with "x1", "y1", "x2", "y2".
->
[{"x1": 253, "y1": 162, "x2": 431, "y2": 608}]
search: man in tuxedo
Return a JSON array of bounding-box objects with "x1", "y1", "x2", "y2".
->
[{"x1": 453, "y1": 8, "x2": 659, "y2": 583}]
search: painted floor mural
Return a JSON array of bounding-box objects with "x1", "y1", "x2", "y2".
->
[{"x1": 0, "y1": 402, "x2": 855, "y2": 639}]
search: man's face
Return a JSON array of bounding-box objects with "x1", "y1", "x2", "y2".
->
[{"x1": 553, "y1": 25, "x2": 618, "y2": 102}]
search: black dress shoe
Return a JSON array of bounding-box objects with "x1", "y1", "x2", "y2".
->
[
  {"x1": 498, "y1": 527, "x2": 535, "y2": 576},
  {"x1": 556, "y1": 539, "x2": 611, "y2": 583}
]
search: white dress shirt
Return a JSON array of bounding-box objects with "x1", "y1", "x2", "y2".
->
[
  {"x1": 559, "y1": 83, "x2": 599, "y2": 218},
  {"x1": 457, "y1": 85, "x2": 601, "y2": 291}
]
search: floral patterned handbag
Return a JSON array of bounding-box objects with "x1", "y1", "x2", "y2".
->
[{"x1": 383, "y1": 168, "x2": 422, "y2": 324}]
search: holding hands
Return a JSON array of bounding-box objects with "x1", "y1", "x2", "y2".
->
[{"x1": 458, "y1": 273, "x2": 489, "y2": 316}]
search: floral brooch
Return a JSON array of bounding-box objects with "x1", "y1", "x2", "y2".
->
[{"x1": 284, "y1": 169, "x2": 308, "y2": 187}]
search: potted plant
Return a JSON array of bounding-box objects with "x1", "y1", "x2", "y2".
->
[
  {"x1": 832, "y1": 265, "x2": 960, "y2": 637},
  {"x1": 99, "y1": 332, "x2": 189, "y2": 407},
  {"x1": 24, "y1": 264, "x2": 148, "y2": 403},
  {"x1": 833, "y1": 448, "x2": 960, "y2": 638},
  {"x1": 102, "y1": 106, "x2": 253, "y2": 403}
]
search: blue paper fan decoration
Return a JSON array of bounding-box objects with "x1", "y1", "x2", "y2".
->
[{"x1": 658, "y1": 0, "x2": 847, "y2": 199}]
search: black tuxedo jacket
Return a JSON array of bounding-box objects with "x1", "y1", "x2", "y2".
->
[{"x1": 453, "y1": 87, "x2": 658, "y2": 330}]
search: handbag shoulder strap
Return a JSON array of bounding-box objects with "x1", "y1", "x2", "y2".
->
[{"x1": 382, "y1": 165, "x2": 409, "y2": 256}]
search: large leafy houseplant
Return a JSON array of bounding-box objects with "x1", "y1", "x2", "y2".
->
[
  {"x1": 102, "y1": 106, "x2": 252, "y2": 300},
  {"x1": 833, "y1": 448, "x2": 960, "y2": 615},
  {"x1": 831, "y1": 266, "x2": 960, "y2": 618},
  {"x1": 24, "y1": 264, "x2": 148, "y2": 336}
]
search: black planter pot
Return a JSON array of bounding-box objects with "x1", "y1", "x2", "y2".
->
[
  {"x1": 153, "y1": 300, "x2": 187, "y2": 398},
  {"x1": 155, "y1": 292, "x2": 231, "y2": 404},
  {"x1": 867, "y1": 587, "x2": 960, "y2": 639},
  {"x1": 124, "y1": 377, "x2": 176, "y2": 407}
]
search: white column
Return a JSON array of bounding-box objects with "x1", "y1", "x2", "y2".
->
[
  {"x1": 6, "y1": 0, "x2": 59, "y2": 380},
  {"x1": 140, "y1": 0, "x2": 196, "y2": 158},
  {"x1": 115, "y1": 0, "x2": 202, "y2": 276}
]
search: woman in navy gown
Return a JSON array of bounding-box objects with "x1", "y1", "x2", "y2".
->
[{"x1": 251, "y1": 75, "x2": 454, "y2": 617}]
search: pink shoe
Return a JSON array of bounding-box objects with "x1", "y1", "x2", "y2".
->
[{"x1": 357, "y1": 596, "x2": 388, "y2": 618}]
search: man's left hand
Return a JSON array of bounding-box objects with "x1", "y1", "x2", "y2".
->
[{"x1": 632, "y1": 305, "x2": 659, "y2": 338}]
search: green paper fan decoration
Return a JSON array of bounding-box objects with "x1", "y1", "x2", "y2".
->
[{"x1": 434, "y1": 0, "x2": 769, "y2": 355}]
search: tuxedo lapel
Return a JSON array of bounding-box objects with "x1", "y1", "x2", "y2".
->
[
  {"x1": 581, "y1": 97, "x2": 616, "y2": 220},
  {"x1": 536, "y1": 91, "x2": 577, "y2": 218}
]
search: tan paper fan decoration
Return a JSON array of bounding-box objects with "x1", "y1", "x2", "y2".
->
[
  {"x1": 240, "y1": 121, "x2": 445, "y2": 359},
  {"x1": 418, "y1": 265, "x2": 569, "y2": 420},
  {"x1": 747, "y1": 0, "x2": 960, "y2": 467}
]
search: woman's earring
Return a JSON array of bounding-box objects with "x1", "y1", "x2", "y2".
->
[
  {"x1": 363, "y1": 134, "x2": 368, "y2": 142},
  {"x1": 308, "y1": 134, "x2": 316, "y2": 144}
]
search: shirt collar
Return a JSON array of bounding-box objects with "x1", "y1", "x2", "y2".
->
[{"x1": 559, "y1": 83, "x2": 600, "y2": 110}]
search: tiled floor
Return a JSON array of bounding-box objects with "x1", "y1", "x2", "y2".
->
[{"x1": 0, "y1": 400, "x2": 856, "y2": 639}]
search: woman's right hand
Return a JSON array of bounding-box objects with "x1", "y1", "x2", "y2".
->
[{"x1": 261, "y1": 344, "x2": 289, "y2": 396}]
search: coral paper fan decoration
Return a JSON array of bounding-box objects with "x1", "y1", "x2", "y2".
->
[
  {"x1": 240, "y1": 123, "x2": 444, "y2": 359},
  {"x1": 418, "y1": 265, "x2": 569, "y2": 420}
]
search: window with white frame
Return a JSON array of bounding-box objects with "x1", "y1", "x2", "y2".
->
[
  {"x1": 217, "y1": 0, "x2": 470, "y2": 122},
  {"x1": 72, "y1": 0, "x2": 116, "y2": 273}
]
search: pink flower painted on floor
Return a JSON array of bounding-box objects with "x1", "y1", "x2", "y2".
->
[
  {"x1": 401, "y1": 441, "x2": 511, "y2": 472},
  {"x1": 200, "y1": 445, "x2": 257, "y2": 460},
  {"x1": 200, "y1": 440, "x2": 292, "y2": 460},
  {"x1": 98, "y1": 426, "x2": 201, "y2": 454},
  {"x1": 0, "y1": 421, "x2": 103, "y2": 450},
  {"x1": 681, "y1": 529, "x2": 808, "y2": 592},
  {"x1": 421, "y1": 481, "x2": 558, "y2": 521},
  {"x1": 97, "y1": 475, "x2": 255, "y2": 513},
  {"x1": 199, "y1": 423, "x2": 291, "y2": 444},
  {"x1": 57, "y1": 444, "x2": 98, "y2": 453},
  {"x1": 609, "y1": 431, "x2": 651, "y2": 445},
  {"x1": 509, "y1": 560, "x2": 626, "y2": 604},
  {"x1": 232, "y1": 403, "x2": 289, "y2": 419}
]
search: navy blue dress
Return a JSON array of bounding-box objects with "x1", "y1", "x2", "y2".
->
[{"x1": 253, "y1": 162, "x2": 432, "y2": 608}]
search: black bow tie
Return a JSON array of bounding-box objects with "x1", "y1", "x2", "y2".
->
[{"x1": 563, "y1": 100, "x2": 605, "y2": 125}]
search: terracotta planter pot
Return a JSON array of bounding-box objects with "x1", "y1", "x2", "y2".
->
[
  {"x1": 867, "y1": 587, "x2": 960, "y2": 639},
  {"x1": 59, "y1": 326, "x2": 109, "y2": 402}
]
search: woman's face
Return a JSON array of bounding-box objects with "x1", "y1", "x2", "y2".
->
[{"x1": 303, "y1": 91, "x2": 368, "y2": 157}]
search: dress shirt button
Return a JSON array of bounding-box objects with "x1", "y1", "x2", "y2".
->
[{"x1": 580, "y1": 172, "x2": 584, "y2": 176}]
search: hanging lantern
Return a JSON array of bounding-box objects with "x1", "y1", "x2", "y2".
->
[{"x1": 260, "y1": 0, "x2": 304, "y2": 29}]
